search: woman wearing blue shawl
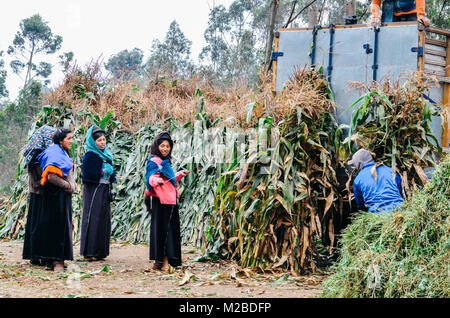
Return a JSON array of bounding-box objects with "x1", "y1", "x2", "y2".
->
[
  {"x1": 34, "y1": 128, "x2": 76, "y2": 272},
  {"x1": 145, "y1": 131, "x2": 189, "y2": 271},
  {"x1": 22, "y1": 125, "x2": 57, "y2": 267},
  {"x1": 80, "y1": 125, "x2": 116, "y2": 261}
]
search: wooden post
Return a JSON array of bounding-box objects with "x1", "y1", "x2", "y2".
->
[
  {"x1": 443, "y1": 35, "x2": 450, "y2": 148},
  {"x1": 418, "y1": 25, "x2": 426, "y2": 73},
  {"x1": 272, "y1": 33, "x2": 280, "y2": 93},
  {"x1": 345, "y1": 0, "x2": 356, "y2": 17}
]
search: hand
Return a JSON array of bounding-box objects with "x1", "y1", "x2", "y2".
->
[
  {"x1": 156, "y1": 177, "x2": 164, "y2": 186},
  {"x1": 370, "y1": 16, "x2": 381, "y2": 28},
  {"x1": 65, "y1": 183, "x2": 75, "y2": 194},
  {"x1": 182, "y1": 170, "x2": 190, "y2": 177},
  {"x1": 370, "y1": 3, "x2": 381, "y2": 28},
  {"x1": 418, "y1": 16, "x2": 430, "y2": 27}
]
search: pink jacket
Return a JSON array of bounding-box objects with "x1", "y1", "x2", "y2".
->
[{"x1": 144, "y1": 156, "x2": 186, "y2": 205}]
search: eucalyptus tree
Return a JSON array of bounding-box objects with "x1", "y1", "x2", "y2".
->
[
  {"x1": 427, "y1": 0, "x2": 450, "y2": 30},
  {"x1": 0, "y1": 51, "x2": 7, "y2": 98},
  {"x1": 58, "y1": 51, "x2": 74, "y2": 73},
  {"x1": 200, "y1": 0, "x2": 262, "y2": 86},
  {"x1": 105, "y1": 48, "x2": 144, "y2": 81},
  {"x1": 7, "y1": 14, "x2": 63, "y2": 89},
  {"x1": 146, "y1": 20, "x2": 193, "y2": 80}
]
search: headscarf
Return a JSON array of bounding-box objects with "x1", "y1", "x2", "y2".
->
[
  {"x1": 348, "y1": 149, "x2": 374, "y2": 171},
  {"x1": 85, "y1": 125, "x2": 115, "y2": 180},
  {"x1": 150, "y1": 131, "x2": 173, "y2": 161},
  {"x1": 23, "y1": 125, "x2": 57, "y2": 165},
  {"x1": 37, "y1": 144, "x2": 74, "y2": 185}
]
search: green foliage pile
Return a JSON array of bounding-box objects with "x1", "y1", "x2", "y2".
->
[
  {"x1": 337, "y1": 75, "x2": 443, "y2": 197},
  {"x1": 202, "y1": 70, "x2": 341, "y2": 272},
  {"x1": 321, "y1": 154, "x2": 450, "y2": 298}
]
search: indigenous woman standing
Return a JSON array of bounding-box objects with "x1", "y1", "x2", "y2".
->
[
  {"x1": 80, "y1": 126, "x2": 116, "y2": 261},
  {"x1": 144, "y1": 132, "x2": 189, "y2": 271},
  {"x1": 22, "y1": 125, "x2": 57, "y2": 266},
  {"x1": 35, "y1": 128, "x2": 76, "y2": 272}
]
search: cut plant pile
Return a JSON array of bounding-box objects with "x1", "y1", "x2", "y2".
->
[
  {"x1": 337, "y1": 74, "x2": 443, "y2": 198},
  {"x1": 205, "y1": 69, "x2": 341, "y2": 273},
  {"x1": 321, "y1": 154, "x2": 450, "y2": 298},
  {"x1": 43, "y1": 62, "x2": 275, "y2": 131}
]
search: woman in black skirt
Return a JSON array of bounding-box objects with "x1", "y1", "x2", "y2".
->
[
  {"x1": 80, "y1": 125, "x2": 116, "y2": 261},
  {"x1": 22, "y1": 125, "x2": 56, "y2": 267},
  {"x1": 35, "y1": 128, "x2": 76, "y2": 272},
  {"x1": 144, "y1": 132, "x2": 189, "y2": 271}
]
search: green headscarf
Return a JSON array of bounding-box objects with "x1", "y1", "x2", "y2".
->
[{"x1": 85, "y1": 125, "x2": 114, "y2": 179}]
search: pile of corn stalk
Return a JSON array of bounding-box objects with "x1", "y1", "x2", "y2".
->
[
  {"x1": 203, "y1": 70, "x2": 342, "y2": 273},
  {"x1": 337, "y1": 74, "x2": 443, "y2": 197}
]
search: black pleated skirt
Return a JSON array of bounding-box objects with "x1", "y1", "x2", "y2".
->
[
  {"x1": 22, "y1": 193, "x2": 42, "y2": 261},
  {"x1": 24, "y1": 184, "x2": 73, "y2": 261},
  {"x1": 149, "y1": 197, "x2": 182, "y2": 267},
  {"x1": 80, "y1": 183, "x2": 111, "y2": 259}
]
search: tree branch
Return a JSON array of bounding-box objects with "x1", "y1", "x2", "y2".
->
[
  {"x1": 283, "y1": 0, "x2": 319, "y2": 28},
  {"x1": 285, "y1": 0, "x2": 298, "y2": 28},
  {"x1": 317, "y1": 0, "x2": 327, "y2": 24}
]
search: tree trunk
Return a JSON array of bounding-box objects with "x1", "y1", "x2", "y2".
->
[
  {"x1": 264, "y1": 0, "x2": 279, "y2": 71},
  {"x1": 24, "y1": 41, "x2": 35, "y2": 90}
]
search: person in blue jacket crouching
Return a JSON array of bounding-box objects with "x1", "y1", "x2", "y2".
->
[{"x1": 349, "y1": 149, "x2": 404, "y2": 214}]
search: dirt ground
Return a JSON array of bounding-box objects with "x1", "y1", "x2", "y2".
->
[{"x1": 0, "y1": 240, "x2": 326, "y2": 298}]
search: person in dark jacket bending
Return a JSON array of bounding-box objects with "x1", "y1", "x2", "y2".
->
[
  {"x1": 80, "y1": 125, "x2": 116, "y2": 261},
  {"x1": 349, "y1": 149, "x2": 404, "y2": 214}
]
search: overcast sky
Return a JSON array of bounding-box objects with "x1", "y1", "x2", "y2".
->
[{"x1": 0, "y1": 0, "x2": 234, "y2": 99}]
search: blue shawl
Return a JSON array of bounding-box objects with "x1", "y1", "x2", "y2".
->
[
  {"x1": 37, "y1": 144, "x2": 73, "y2": 177},
  {"x1": 145, "y1": 156, "x2": 176, "y2": 191}
]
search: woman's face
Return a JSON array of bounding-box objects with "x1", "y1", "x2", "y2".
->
[
  {"x1": 60, "y1": 133, "x2": 73, "y2": 151},
  {"x1": 95, "y1": 135, "x2": 106, "y2": 151},
  {"x1": 158, "y1": 140, "x2": 171, "y2": 158}
]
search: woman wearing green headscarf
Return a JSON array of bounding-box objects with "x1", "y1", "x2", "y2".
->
[{"x1": 80, "y1": 125, "x2": 116, "y2": 261}]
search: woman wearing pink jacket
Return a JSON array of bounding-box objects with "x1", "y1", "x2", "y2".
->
[{"x1": 144, "y1": 132, "x2": 189, "y2": 271}]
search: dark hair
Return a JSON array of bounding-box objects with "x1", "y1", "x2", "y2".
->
[
  {"x1": 92, "y1": 131, "x2": 105, "y2": 141},
  {"x1": 151, "y1": 132, "x2": 173, "y2": 160},
  {"x1": 52, "y1": 128, "x2": 72, "y2": 144}
]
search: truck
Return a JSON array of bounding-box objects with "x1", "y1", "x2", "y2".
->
[{"x1": 272, "y1": 21, "x2": 450, "y2": 150}]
